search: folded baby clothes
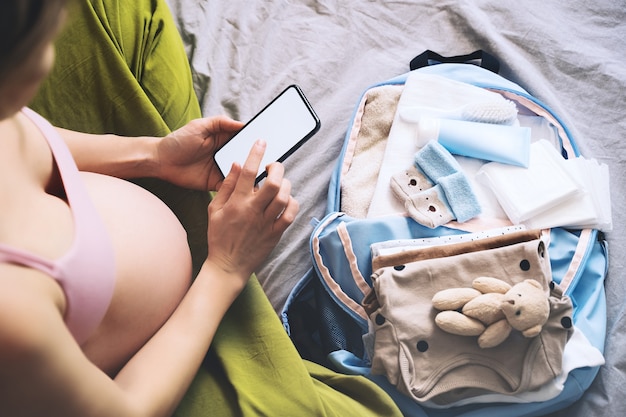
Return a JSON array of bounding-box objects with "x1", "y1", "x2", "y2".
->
[
  {"x1": 390, "y1": 141, "x2": 481, "y2": 228},
  {"x1": 365, "y1": 230, "x2": 573, "y2": 405}
]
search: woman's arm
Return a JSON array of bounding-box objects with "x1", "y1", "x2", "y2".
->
[
  {"x1": 0, "y1": 141, "x2": 298, "y2": 417},
  {"x1": 56, "y1": 116, "x2": 243, "y2": 191},
  {"x1": 0, "y1": 254, "x2": 247, "y2": 417},
  {"x1": 56, "y1": 128, "x2": 159, "y2": 179},
  {"x1": 116, "y1": 141, "x2": 297, "y2": 416}
]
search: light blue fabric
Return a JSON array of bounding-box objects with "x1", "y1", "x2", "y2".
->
[
  {"x1": 437, "y1": 171, "x2": 481, "y2": 222},
  {"x1": 414, "y1": 140, "x2": 462, "y2": 181},
  {"x1": 414, "y1": 140, "x2": 481, "y2": 222}
]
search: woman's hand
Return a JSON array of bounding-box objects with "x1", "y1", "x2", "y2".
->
[
  {"x1": 156, "y1": 116, "x2": 244, "y2": 191},
  {"x1": 204, "y1": 140, "x2": 299, "y2": 286}
]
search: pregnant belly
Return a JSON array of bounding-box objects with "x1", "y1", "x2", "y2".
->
[{"x1": 78, "y1": 172, "x2": 193, "y2": 376}]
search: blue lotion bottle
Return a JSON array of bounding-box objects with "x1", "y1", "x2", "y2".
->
[{"x1": 417, "y1": 117, "x2": 531, "y2": 167}]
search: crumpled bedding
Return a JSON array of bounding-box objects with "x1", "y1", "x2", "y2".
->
[{"x1": 165, "y1": 1, "x2": 626, "y2": 415}]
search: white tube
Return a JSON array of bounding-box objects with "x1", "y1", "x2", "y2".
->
[{"x1": 417, "y1": 117, "x2": 531, "y2": 167}]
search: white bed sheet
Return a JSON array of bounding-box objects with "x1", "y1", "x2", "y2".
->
[{"x1": 166, "y1": 1, "x2": 626, "y2": 415}]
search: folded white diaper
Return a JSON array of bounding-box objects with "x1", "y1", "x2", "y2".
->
[{"x1": 476, "y1": 139, "x2": 581, "y2": 224}]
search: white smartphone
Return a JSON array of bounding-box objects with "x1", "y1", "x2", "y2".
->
[{"x1": 214, "y1": 85, "x2": 321, "y2": 183}]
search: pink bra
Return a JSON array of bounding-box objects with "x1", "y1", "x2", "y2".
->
[{"x1": 0, "y1": 108, "x2": 116, "y2": 344}]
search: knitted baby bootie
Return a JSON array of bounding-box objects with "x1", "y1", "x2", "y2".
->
[
  {"x1": 405, "y1": 184, "x2": 455, "y2": 228},
  {"x1": 390, "y1": 141, "x2": 481, "y2": 228},
  {"x1": 390, "y1": 165, "x2": 434, "y2": 200}
]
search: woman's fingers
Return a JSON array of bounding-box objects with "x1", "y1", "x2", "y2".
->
[
  {"x1": 209, "y1": 162, "x2": 241, "y2": 207},
  {"x1": 233, "y1": 139, "x2": 266, "y2": 193},
  {"x1": 213, "y1": 138, "x2": 299, "y2": 226},
  {"x1": 262, "y1": 163, "x2": 292, "y2": 218},
  {"x1": 274, "y1": 195, "x2": 299, "y2": 232},
  {"x1": 205, "y1": 138, "x2": 299, "y2": 279}
]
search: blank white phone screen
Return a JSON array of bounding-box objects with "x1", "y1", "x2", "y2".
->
[{"x1": 214, "y1": 85, "x2": 320, "y2": 181}]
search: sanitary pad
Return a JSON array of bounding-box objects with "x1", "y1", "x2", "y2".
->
[{"x1": 476, "y1": 139, "x2": 606, "y2": 228}]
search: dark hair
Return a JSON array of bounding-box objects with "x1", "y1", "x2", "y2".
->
[{"x1": 0, "y1": 0, "x2": 67, "y2": 81}]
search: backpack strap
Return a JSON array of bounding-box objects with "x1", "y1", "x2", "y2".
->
[
  {"x1": 311, "y1": 214, "x2": 369, "y2": 321},
  {"x1": 556, "y1": 228, "x2": 596, "y2": 294},
  {"x1": 337, "y1": 222, "x2": 371, "y2": 296},
  {"x1": 410, "y1": 49, "x2": 500, "y2": 73}
]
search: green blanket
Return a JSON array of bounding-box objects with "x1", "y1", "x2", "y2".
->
[{"x1": 31, "y1": 1, "x2": 402, "y2": 416}]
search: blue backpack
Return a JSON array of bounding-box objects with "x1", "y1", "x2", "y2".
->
[{"x1": 282, "y1": 51, "x2": 608, "y2": 417}]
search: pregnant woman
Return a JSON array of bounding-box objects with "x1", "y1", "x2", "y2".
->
[{"x1": 0, "y1": 1, "x2": 402, "y2": 416}]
